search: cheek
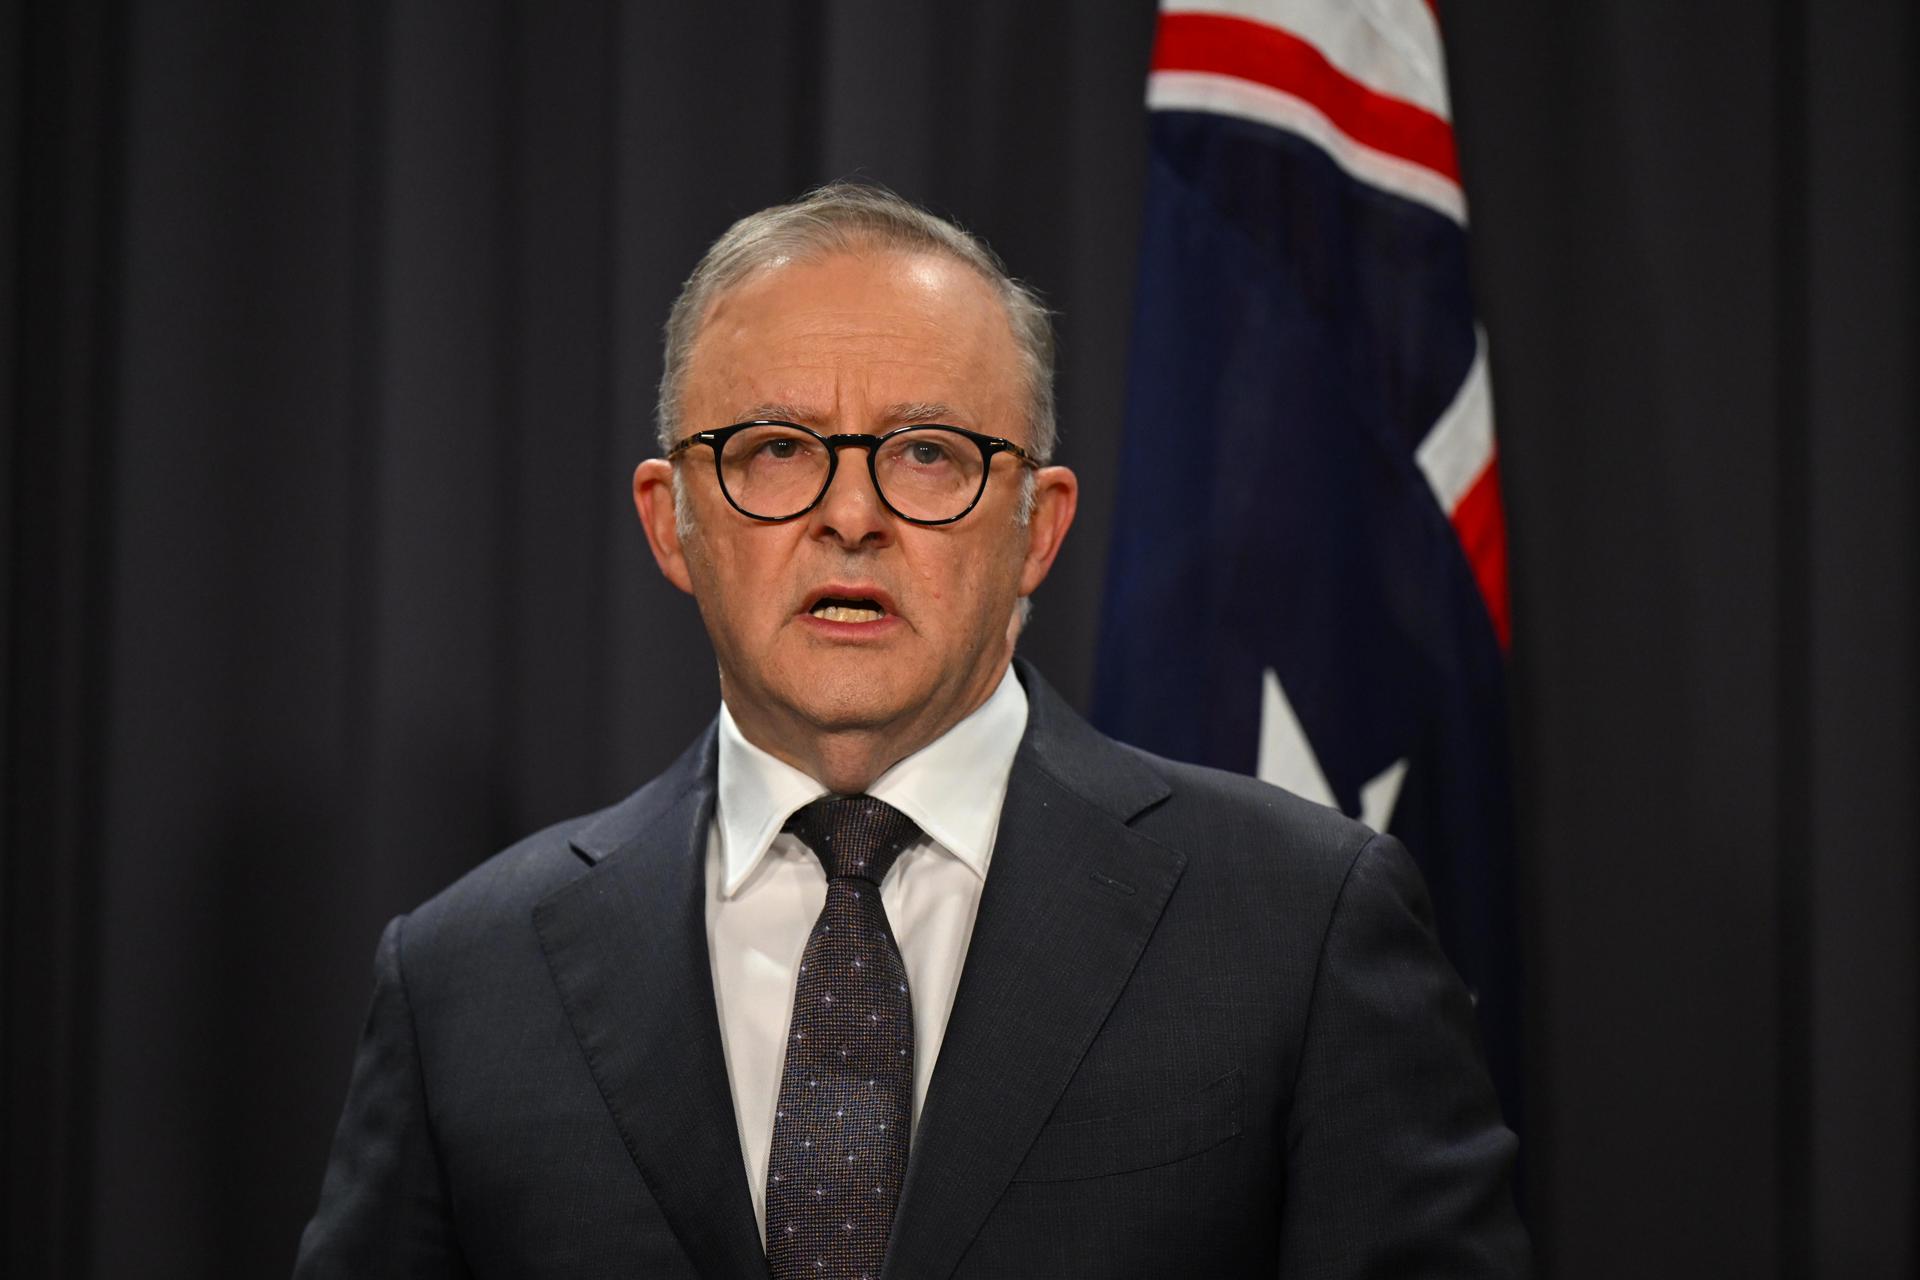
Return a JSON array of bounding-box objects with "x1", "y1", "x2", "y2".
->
[
  {"x1": 687, "y1": 531, "x2": 797, "y2": 637},
  {"x1": 700, "y1": 519, "x2": 791, "y2": 583},
  {"x1": 910, "y1": 535, "x2": 1021, "y2": 640}
]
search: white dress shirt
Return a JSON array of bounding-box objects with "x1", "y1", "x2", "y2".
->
[{"x1": 705, "y1": 664, "x2": 1028, "y2": 1237}]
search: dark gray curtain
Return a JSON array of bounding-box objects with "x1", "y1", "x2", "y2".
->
[
  {"x1": 4, "y1": 1, "x2": 1913, "y2": 1276},
  {"x1": 1444, "y1": 4, "x2": 1918, "y2": 1274}
]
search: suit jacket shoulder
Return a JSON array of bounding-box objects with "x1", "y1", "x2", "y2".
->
[
  {"x1": 403, "y1": 724, "x2": 715, "y2": 961},
  {"x1": 297, "y1": 723, "x2": 737, "y2": 1279},
  {"x1": 972, "y1": 662, "x2": 1528, "y2": 1276}
]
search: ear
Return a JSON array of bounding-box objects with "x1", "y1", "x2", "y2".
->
[
  {"x1": 633, "y1": 458, "x2": 695, "y2": 595},
  {"x1": 1016, "y1": 464, "x2": 1079, "y2": 597}
]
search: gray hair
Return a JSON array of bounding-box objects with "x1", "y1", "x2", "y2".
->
[{"x1": 655, "y1": 183, "x2": 1057, "y2": 462}]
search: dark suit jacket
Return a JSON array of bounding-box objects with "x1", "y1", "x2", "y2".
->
[{"x1": 296, "y1": 661, "x2": 1529, "y2": 1277}]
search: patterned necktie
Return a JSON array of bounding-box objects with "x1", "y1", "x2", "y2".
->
[{"x1": 765, "y1": 795, "x2": 920, "y2": 1280}]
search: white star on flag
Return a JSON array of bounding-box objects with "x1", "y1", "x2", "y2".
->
[{"x1": 1257, "y1": 668, "x2": 1408, "y2": 833}]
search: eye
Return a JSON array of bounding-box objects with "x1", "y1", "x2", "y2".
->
[
  {"x1": 731, "y1": 426, "x2": 819, "y2": 466},
  {"x1": 890, "y1": 433, "x2": 963, "y2": 470}
]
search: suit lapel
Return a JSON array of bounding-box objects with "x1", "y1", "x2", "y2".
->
[
  {"x1": 885, "y1": 666, "x2": 1182, "y2": 1280},
  {"x1": 532, "y1": 726, "x2": 769, "y2": 1278}
]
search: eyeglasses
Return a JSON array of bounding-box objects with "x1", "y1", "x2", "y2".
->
[{"x1": 665, "y1": 420, "x2": 1039, "y2": 525}]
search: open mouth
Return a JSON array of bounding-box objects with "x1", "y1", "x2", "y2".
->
[{"x1": 809, "y1": 596, "x2": 887, "y2": 624}]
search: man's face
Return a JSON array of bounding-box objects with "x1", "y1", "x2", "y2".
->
[{"x1": 634, "y1": 249, "x2": 1076, "y2": 773}]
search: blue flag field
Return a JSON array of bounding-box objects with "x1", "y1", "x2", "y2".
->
[{"x1": 1094, "y1": 0, "x2": 1522, "y2": 1128}]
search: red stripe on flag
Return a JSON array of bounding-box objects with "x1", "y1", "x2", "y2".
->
[
  {"x1": 1450, "y1": 459, "x2": 1511, "y2": 651},
  {"x1": 1151, "y1": 11, "x2": 1460, "y2": 184}
]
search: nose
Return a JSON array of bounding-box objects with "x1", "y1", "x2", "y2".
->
[{"x1": 808, "y1": 441, "x2": 894, "y2": 547}]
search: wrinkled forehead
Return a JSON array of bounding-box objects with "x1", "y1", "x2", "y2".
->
[{"x1": 682, "y1": 249, "x2": 1027, "y2": 433}]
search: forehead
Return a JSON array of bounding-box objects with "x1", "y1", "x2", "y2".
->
[{"x1": 682, "y1": 249, "x2": 1024, "y2": 433}]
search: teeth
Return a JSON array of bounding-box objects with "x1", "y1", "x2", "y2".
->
[{"x1": 813, "y1": 604, "x2": 883, "y2": 623}]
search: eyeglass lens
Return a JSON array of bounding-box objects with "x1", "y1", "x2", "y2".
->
[{"x1": 718, "y1": 424, "x2": 987, "y2": 521}]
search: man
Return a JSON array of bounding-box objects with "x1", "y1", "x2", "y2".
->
[{"x1": 296, "y1": 184, "x2": 1529, "y2": 1277}]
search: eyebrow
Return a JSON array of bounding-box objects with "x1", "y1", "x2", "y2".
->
[
  {"x1": 880, "y1": 402, "x2": 965, "y2": 427},
  {"x1": 734, "y1": 401, "x2": 970, "y2": 430},
  {"x1": 737, "y1": 402, "x2": 814, "y2": 424}
]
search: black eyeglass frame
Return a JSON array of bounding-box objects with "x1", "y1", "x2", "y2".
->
[{"x1": 664, "y1": 419, "x2": 1040, "y2": 526}]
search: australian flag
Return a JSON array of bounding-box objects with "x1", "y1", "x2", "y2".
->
[{"x1": 1093, "y1": 0, "x2": 1521, "y2": 1128}]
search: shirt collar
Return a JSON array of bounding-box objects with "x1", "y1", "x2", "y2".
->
[{"x1": 714, "y1": 664, "x2": 1029, "y2": 897}]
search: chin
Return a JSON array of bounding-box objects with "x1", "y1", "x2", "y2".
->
[
  {"x1": 805, "y1": 686, "x2": 913, "y2": 734},
  {"x1": 782, "y1": 663, "x2": 920, "y2": 734}
]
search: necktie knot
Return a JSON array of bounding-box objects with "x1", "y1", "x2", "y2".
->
[{"x1": 784, "y1": 794, "x2": 920, "y2": 885}]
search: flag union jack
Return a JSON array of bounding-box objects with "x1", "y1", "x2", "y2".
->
[{"x1": 1094, "y1": 0, "x2": 1520, "y2": 1125}]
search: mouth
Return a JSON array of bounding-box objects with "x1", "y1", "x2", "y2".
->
[
  {"x1": 810, "y1": 598, "x2": 886, "y2": 623},
  {"x1": 801, "y1": 584, "x2": 898, "y2": 627}
]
